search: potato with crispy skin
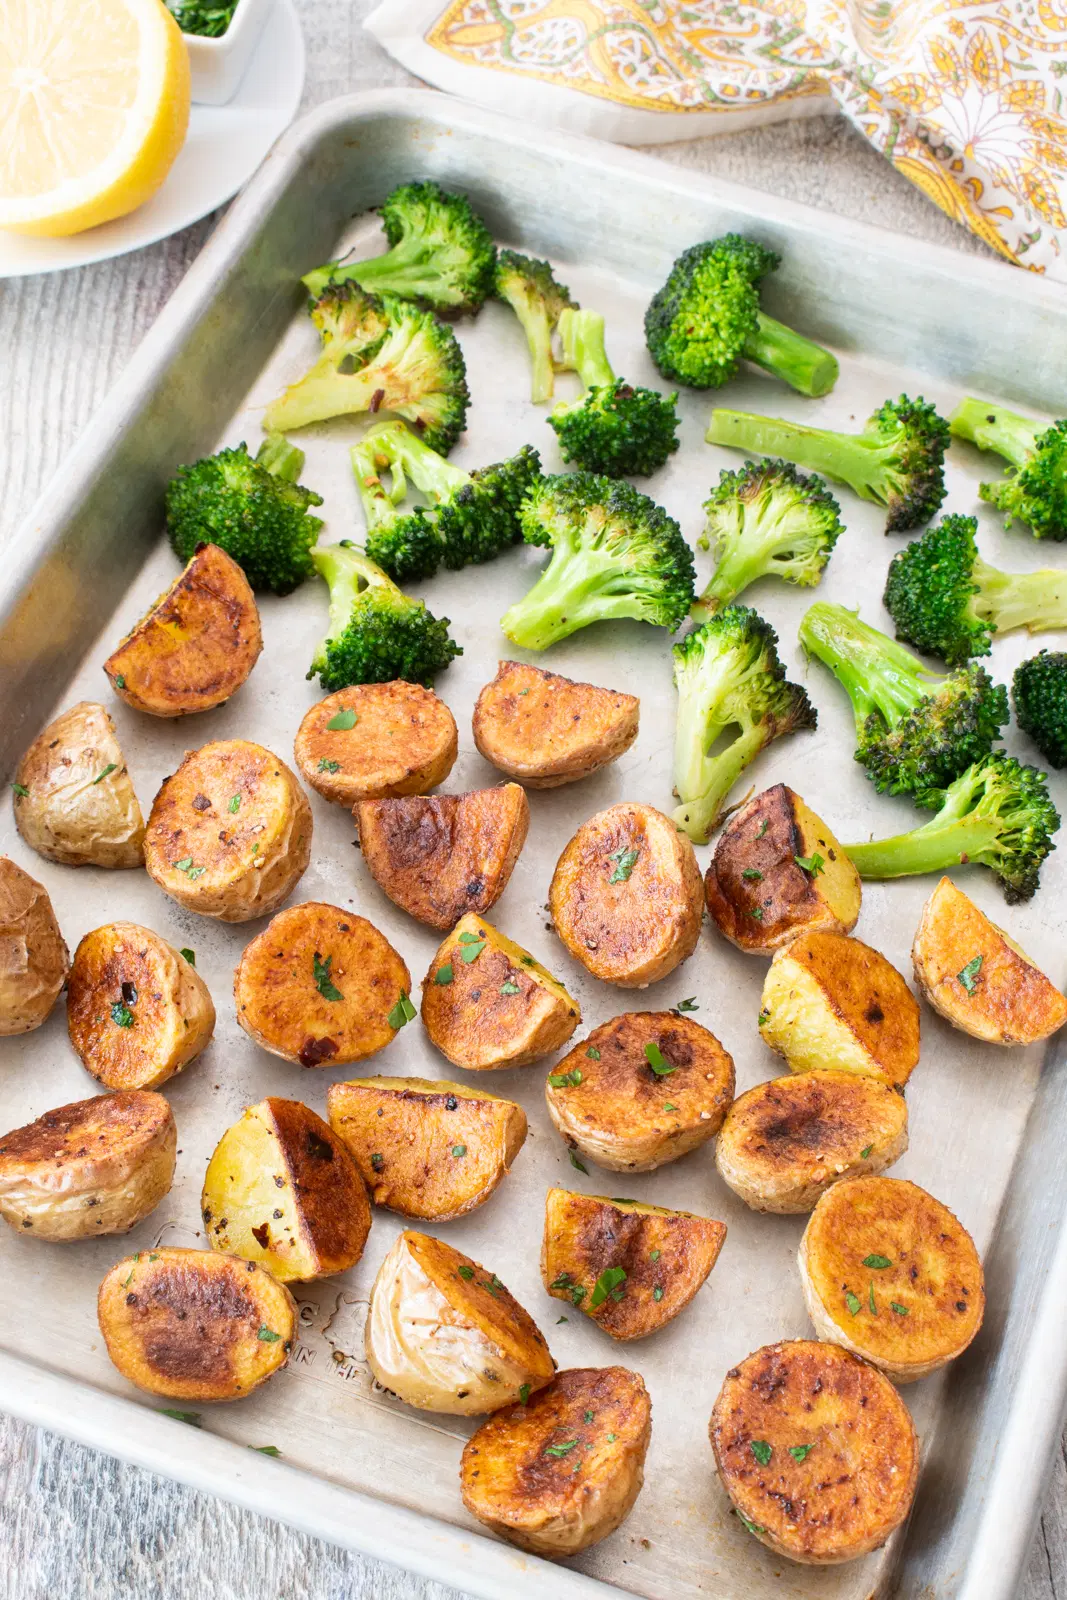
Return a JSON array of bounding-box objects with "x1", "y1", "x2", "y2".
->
[
  {"x1": 473, "y1": 661, "x2": 640, "y2": 788},
  {"x1": 710, "y1": 1339, "x2": 918, "y2": 1565},
  {"x1": 550, "y1": 803, "x2": 703, "y2": 987},
  {"x1": 460, "y1": 1367, "x2": 651, "y2": 1556},
  {"x1": 13, "y1": 702, "x2": 144, "y2": 868},
  {"x1": 0, "y1": 857, "x2": 69, "y2": 1034},
  {"x1": 295, "y1": 682, "x2": 458, "y2": 807}
]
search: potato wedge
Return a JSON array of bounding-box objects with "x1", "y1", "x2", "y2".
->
[
  {"x1": 98, "y1": 1246, "x2": 295, "y2": 1402},
  {"x1": 202, "y1": 1097, "x2": 370, "y2": 1283},
  {"x1": 460, "y1": 1367, "x2": 651, "y2": 1556},
  {"x1": 326, "y1": 1076, "x2": 526, "y2": 1220},
  {"x1": 353, "y1": 784, "x2": 529, "y2": 930},
  {"x1": 550, "y1": 803, "x2": 703, "y2": 987},
  {"x1": 541, "y1": 1188, "x2": 726, "y2": 1341},
  {"x1": 144, "y1": 740, "x2": 312, "y2": 922},
  {"x1": 715, "y1": 1071, "x2": 908, "y2": 1214},
  {"x1": 799, "y1": 1175, "x2": 984, "y2": 1382},
  {"x1": 365, "y1": 1230, "x2": 555, "y2": 1414},
  {"x1": 545, "y1": 1011, "x2": 734, "y2": 1173},
  {"x1": 704, "y1": 784, "x2": 861, "y2": 954},
  {"x1": 13, "y1": 701, "x2": 144, "y2": 868},
  {"x1": 421, "y1": 914, "x2": 580, "y2": 1071},
  {"x1": 912, "y1": 875, "x2": 1067, "y2": 1045},
  {"x1": 233, "y1": 902, "x2": 411, "y2": 1068},
  {"x1": 0, "y1": 1090, "x2": 175, "y2": 1241},
  {"x1": 295, "y1": 682, "x2": 458, "y2": 807},
  {"x1": 103, "y1": 544, "x2": 262, "y2": 718},
  {"x1": 67, "y1": 922, "x2": 215, "y2": 1090},
  {"x1": 760, "y1": 930, "x2": 920, "y2": 1089},
  {"x1": 472, "y1": 661, "x2": 640, "y2": 788},
  {"x1": 0, "y1": 856, "x2": 69, "y2": 1034},
  {"x1": 710, "y1": 1339, "x2": 918, "y2": 1565}
]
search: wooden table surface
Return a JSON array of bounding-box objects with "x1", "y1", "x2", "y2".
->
[{"x1": 1, "y1": 2, "x2": 1064, "y2": 1594}]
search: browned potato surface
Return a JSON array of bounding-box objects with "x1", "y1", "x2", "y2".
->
[
  {"x1": 460, "y1": 1367, "x2": 651, "y2": 1556},
  {"x1": 545, "y1": 1011, "x2": 734, "y2": 1173},
  {"x1": 295, "y1": 682, "x2": 457, "y2": 807},
  {"x1": 710, "y1": 1339, "x2": 919, "y2": 1564},
  {"x1": 472, "y1": 661, "x2": 639, "y2": 788},
  {"x1": 13, "y1": 701, "x2": 144, "y2": 868},
  {"x1": 0, "y1": 856, "x2": 69, "y2": 1034},
  {"x1": 550, "y1": 803, "x2": 703, "y2": 987}
]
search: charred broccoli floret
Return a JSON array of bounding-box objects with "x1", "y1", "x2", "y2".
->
[
  {"x1": 494, "y1": 250, "x2": 576, "y2": 404},
  {"x1": 548, "y1": 308, "x2": 679, "y2": 477},
  {"x1": 1013, "y1": 652, "x2": 1067, "y2": 769},
  {"x1": 950, "y1": 398, "x2": 1067, "y2": 541},
  {"x1": 308, "y1": 541, "x2": 461, "y2": 690}
]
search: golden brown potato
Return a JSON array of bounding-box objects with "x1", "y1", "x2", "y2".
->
[
  {"x1": 760, "y1": 930, "x2": 920, "y2": 1089},
  {"x1": 799, "y1": 1175, "x2": 984, "y2": 1382},
  {"x1": 0, "y1": 1091, "x2": 175, "y2": 1241},
  {"x1": 294, "y1": 682, "x2": 458, "y2": 807},
  {"x1": 710, "y1": 1339, "x2": 918, "y2": 1565},
  {"x1": 365, "y1": 1230, "x2": 555, "y2": 1414},
  {"x1": 472, "y1": 661, "x2": 639, "y2": 789},
  {"x1": 912, "y1": 875, "x2": 1067, "y2": 1045},
  {"x1": 550, "y1": 803, "x2": 703, "y2": 987},
  {"x1": 67, "y1": 922, "x2": 215, "y2": 1090},
  {"x1": 98, "y1": 1246, "x2": 295, "y2": 1402},
  {"x1": 421, "y1": 914, "x2": 579, "y2": 1071},
  {"x1": 201, "y1": 1097, "x2": 370, "y2": 1283},
  {"x1": 103, "y1": 544, "x2": 262, "y2": 718},
  {"x1": 13, "y1": 701, "x2": 144, "y2": 868},
  {"x1": 460, "y1": 1367, "x2": 651, "y2": 1556},
  {"x1": 716, "y1": 1071, "x2": 908, "y2": 1214},
  {"x1": 233, "y1": 902, "x2": 411, "y2": 1068},
  {"x1": 0, "y1": 856, "x2": 69, "y2": 1034},
  {"x1": 353, "y1": 784, "x2": 529, "y2": 930},
  {"x1": 704, "y1": 784, "x2": 861, "y2": 954},
  {"x1": 545, "y1": 1011, "x2": 734, "y2": 1173},
  {"x1": 541, "y1": 1188, "x2": 726, "y2": 1341},
  {"x1": 144, "y1": 740, "x2": 312, "y2": 922},
  {"x1": 326, "y1": 1076, "x2": 526, "y2": 1220}
]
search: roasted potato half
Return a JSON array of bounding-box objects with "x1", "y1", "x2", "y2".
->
[
  {"x1": 460, "y1": 1367, "x2": 652, "y2": 1557},
  {"x1": 799, "y1": 1175, "x2": 984, "y2": 1382},
  {"x1": 710, "y1": 1339, "x2": 919, "y2": 1565},
  {"x1": 353, "y1": 784, "x2": 529, "y2": 930},
  {"x1": 365, "y1": 1230, "x2": 555, "y2": 1414},
  {"x1": 13, "y1": 701, "x2": 144, "y2": 868},
  {"x1": 472, "y1": 661, "x2": 640, "y2": 789},
  {"x1": 103, "y1": 543, "x2": 262, "y2": 718},
  {"x1": 98, "y1": 1247, "x2": 295, "y2": 1402},
  {"x1": 550, "y1": 803, "x2": 703, "y2": 987},
  {"x1": 716, "y1": 1071, "x2": 908, "y2": 1214},
  {"x1": 326, "y1": 1076, "x2": 526, "y2": 1220},
  {"x1": 295, "y1": 682, "x2": 458, "y2": 807},
  {"x1": 234, "y1": 902, "x2": 411, "y2": 1068},
  {"x1": 760, "y1": 930, "x2": 920, "y2": 1089},
  {"x1": 144, "y1": 740, "x2": 312, "y2": 922},
  {"x1": 704, "y1": 784, "x2": 861, "y2": 954},
  {"x1": 912, "y1": 875, "x2": 1067, "y2": 1045},
  {"x1": 202, "y1": 1097, "x2": 370, "y2": 1283},
  {"x1": 545, "y1": 1011, "x2": 734, "y2": 1173},
  {"x1": 542, "y1": 1188, "x2": 726, "y2": 1341},
  {"x1": 0, "y1": 856, "x2": 69, "y2": 1034},
  {"x1": 0, "y1": 1090, "x2": 175, "y2": 1241},
  {"x1": 421, "y1": 914, "x2": 580, "y2": 1071}
]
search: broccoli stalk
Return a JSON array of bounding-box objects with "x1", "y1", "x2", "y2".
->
[
  {"x1": 1013, "y1": 652, "x2": 1067, "y2": 769},
  {"x1": 949, "y1": 397, "x2": 1067, "y2": 541},
  {"x1": 547, "y1": 308, "x2": 679, "y2": 478},
  {"x1": 494, "y1": 250, "x2": 576, "y2": 404},
  {"x1": 350, "y1": 431, "x2": 441, "y2": 583},
  {"x1": 308, "y1": 541, "x2": 461, "y2": 690}
]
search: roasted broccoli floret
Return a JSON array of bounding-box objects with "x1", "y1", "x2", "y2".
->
[
  {"x1": 950, "y1": 398, "x2": 1067, "y2": 541},
  {"x1": 883, "y1": 513, "x2": 1067, "y2": 665},
  {"x1": 707, "y1": 395, "x2": 950, "y2": 533},
  {"x1": 500, "y1": 472, "x2": 695, "y2": 651},
  {"x1": 303, "y1": 181, "x2": 496, "y2": 315},
  {"x1": 165, "y1": 434, "x2": 324, "y2": 594},
  {"x1": 350, "y1": 429, "x2": 442, "y2": 584},
  {"x1": 547, "y1": 308, "x2": 679, "y2": 478},
  {"x1": 799, "y1": 601, "x2": 1008, "y2": 799},
  {"x1": 308, "y1": 541, "x2": 461, "y2": 690},
  {"x1": 494, "y1": 250, "x2": 576, "y2": 404},
  {"x1": 672, "y1": 605, "x2": 817, "y2": 843},
  {"x1": 844, "y1": 753, "x2": 1060, "y2": 904},
  {"x1": 264, "y1": 283, "x2": 469, "y2": 453},
  {"x1": 1013, "y1": 652, "x2": 1067, "y2": 769},
  {"x1": 644, "y1": 236, "x2": 839, "y2": 398}
]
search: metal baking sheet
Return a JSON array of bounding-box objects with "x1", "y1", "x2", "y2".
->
[{"x1": 1, "y1": 89, "x2": 1066, "y2": 1600}]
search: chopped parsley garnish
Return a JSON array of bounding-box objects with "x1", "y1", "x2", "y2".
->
[
  {"x1": 664, "y1": 1102, "x2": 677, "y2": 1112},
  {"x1": 480, "y1": 1274, "x2": 505, "y2": 1298},
  {"x1": 557, "y1": 1315, "x2": 568, "y2": 1323},
  {"x1": 644, "y1": 1041, "x2": 675, "y2": 1077},
  {"x1": 313, "y1": 952, "x2": 343, "y2": 1002},
  {"x1": 583, "y1": 1410, "x2": 594, "y2": 1423},
  {"x1": 388, "y1": 990, "x2": 416, "y2": 1028},
  {"x1": 500, "y1": 979, "x2": 520, "y2": 995},
  {"x1": 549, "y1": 1272, "x2": 587, "y2": 1308},
  {"x1": 957, "y1": 954, "x2": 983, "y2": 994},
  {"x1": 317, "y1": 758, "x2": 341, "y2": 773},
  {"x1": 251, "y1": 1445, "x2": 282, "y2": 1457},
  {"x1": 789, "y1": 1444, "x2": 814, "y2": 1462},
  {"x1": 589, "y1": 1266, "x2": 626, "y2": 1308},
  {"x1": 845, "y1": 1290, "x2": 862, "y2": 1316},
  {"x1": 457, "y1": 1265, "x2": 474, "y2": 1280},
  {"x1": 860, "y1": 1144, "x2": 873, "y2": 1159},
  {"x1": 111, "y1": 1001, "x2": 134, "y2": 1028},
  {"x1": 549, "y1": 1068, "x2": 583, "y2": 1088},
  {"x1": 180, "y1": 948, "x2": 195, "y2": 965},
  {"x1": 757, "y1": 1009, "x2": 770, "y2": 1027},
  {"x1": 608, "y1": 846, "x2": 639, "y2": 884},
  {"x1": 115, "y1": 675, "x2": 126, "y2": 689},
  {"x1": 606, "y1": 1432, "x2": 616, "y2": 1443},
  {"x1": 326, "y1": 709, "x2": 358, "y2": 731},
  {"x1": 451, "y1": 1144, "x2": 467, "y2": 1159},
  {"x1": 518, "y1": 1385, "x2": 531, "y2": 1405},
  {"x1": 649, "y1": 1248, "x2": 660, "y2": 1262},
  {"x1": 10, "y1": 783, "x2": 28, "y2": 798},
  {"x1": 543, "y1": 1440, "x2": 577, "y2": 1458},
  {"x1": 228, "y1": 794, "x2": 241, "y2": 813},
  {"x1": 173, "y1": 856, "x2": 204, "y2": 879},
  {"x1": 652, "y1": 1286, "x2": 664, "y2": 1302},
  {"x1": 675, "y1": 997, "x2": 698, "y2": 1012},
  {"x1": 257, "y1": 1326, "x2": 281, "y2": 1342},
  {"x1": 735, "y1": 1509, "x2": 766, "y2": 1537},
  {"x1": 741, "y1": 868, "x2": 763, "y2": 882},
  {"x1": 570, "y1": 1151, "x2": 589, "y2": 1174},
  {"x1": 92, "y1": 763, "x2": 118, "y2": 785},
  {"x1": 869, "y1": 1281, "x2": 878, "y2": 1315},
  {"x1": 794, "y1": 852, "x2": 825, "y2": 876},
  {"x1": 755, "y1": 819, "x2": 768, "y2": 838},
  {"x1": 370, "y1": 1153, "x2": 384, "y2": 1170},
  {"x1": 863, "y1": 1253, "x2": 892, "y2": 1269},
  {"x1": 434, "y1": 963, "x2": 454, "y2": 985},
  {"x1": 586, "y1": 1046, "x2": 601, "y2": 1060},
  {"x1": 160, "y1": 1409, "x2": 202, "y2": 1426},
  {"x1": 890, "y1": 1302, "x2": 909, "y2": 1316},
  {"x1": 750, "y1": 1439, "x2": 772, "y2": 1466},
  {"x1": 749, "y1": 906, "x2": 764, "y2": 921},
  {"x1": 458, "y1": 936, "x2": 486, "y2": 964}
]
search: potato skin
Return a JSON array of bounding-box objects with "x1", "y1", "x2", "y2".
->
[
  {"x1": 545, "y1": 1012, "x2": 734, "y2": 1173},
  {"x1": 0, "y1": 856, "x2": 69, "y2": 1034},
  {"x1": 295, "y1": 682, "x2": 458, "y2": 807},
  {"x1": 460, "y1": 1367, "x2": 651, "y2": 1556},
  {"x1": 13, "y1": 701, "x2": 144, "y2": 868},
  {"x1": 710, "y1": 1339, "x2": 918, "y2": 1564},
  {"x1": 550, "y1": 803, "x2": 703, "y2": 987},
  {"x1": 472, "y1": 661, "x2": 640, "y2": 788}
]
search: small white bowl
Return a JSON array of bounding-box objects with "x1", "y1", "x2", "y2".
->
[{"x1": 182, "y1": 0, "x2": 273, "y2": 105}]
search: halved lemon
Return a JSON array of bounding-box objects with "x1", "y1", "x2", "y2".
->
[{"x1": 0, "y1": 0, "x2": 190, "y2": 237}]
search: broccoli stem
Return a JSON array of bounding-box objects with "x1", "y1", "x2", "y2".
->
[
  {"x1": 311, "y1": 542, "x2": 392, "y2": 655},
  {"x1": 742, "y1": 314, "x2": 839, "y2": 399},
  {"x1": 798, "y1": 603, "x2": 933, "y2": 737},
  {"x1": 558, "y1": 309, "x2": 615, "y2": 393},
  {"x1": 673, "y1": 718, "x2": 766, "y2": 843},
  {"x1": 350, "y1": 442, "x2": 400, "y2": 532},
  {"x1": 845, "y1": 813, "x2": 1002, "y2": 880},
  {"x1": 707, "y1": 409, "x2": 899, "y2": 507},
  {"x1": 371, "y1": 421, "x2": 470, "y2": 504},
  {"x1": 972, "y1": 557, "x2": 1067, "y2": 637},
  {"x1": 503, "y1": 294, "x2": 556, "y2": 405},
  {"x1": 500, "y1": 548, "x2": 652, "y2": 650},
  {"x1": 949, "y1": 398, "x2": 1042, "y2": 469},
  {"x1": 303, "y1": 234, "x2": 442, "y2": 305},
  {"x1": 256, "y1": 433, "x2": 305, "y2": 482}
]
